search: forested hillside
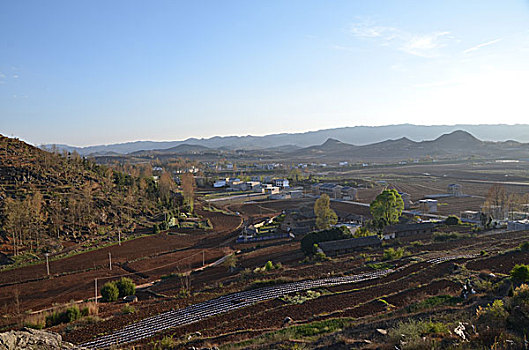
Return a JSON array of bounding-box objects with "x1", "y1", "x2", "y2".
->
[{"x1": 0, "y1": 135, "x2": 180, "y2": 260}]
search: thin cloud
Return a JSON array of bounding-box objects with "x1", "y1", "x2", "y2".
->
[
  {"x1": 349, "y1": 22, "x2": 397, "y2": 39},
  {"x1": 331, "y1": 44, "x2": 355, "y2": 52},
  {"x1": 400, "y1": 31, "x2": 452, "y2": 57},
  {"x1": 349, "y1": 20, "x2": 454, "y2": 58},
  {"x1": 463, "y1": 38, "x2": 502, "y2": 54}
]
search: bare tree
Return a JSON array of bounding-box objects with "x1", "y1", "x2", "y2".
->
[
  {"x1": 483, "y1": 184, "x2": 508, "y2": 220},
  {"x1": 181, "y1": 172, "x2": 195, "y2": 213}
]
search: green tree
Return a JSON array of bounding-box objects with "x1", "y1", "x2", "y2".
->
[
  {"x1": 116, "y1": 277, "x2": 136, "y2": 297},
  {"x1": 370, "y1": 189, "x2": 404, "y2": 229},
  {"x1": 100, "y1": 282, "x2": 119, "y2": 302},
  {"x1": 445, "y1": 215, "x2": 462, "y2": 225},
  {"x1": 314, "y1": 194, "x2": 338, "y2": 230}
]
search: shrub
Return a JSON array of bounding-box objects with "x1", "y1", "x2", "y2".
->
[
  {"x1": 121, "y1": 303, "x2": 135, "y2": 314},
  {"x1": 511, "y1": 284, "x2": 529, "y2": 307},
  {"x1": 519, "y1": 242, "x2": 529, "y2": 251},
  {"x1": 264, "y1": 260, "x2": 274, "y2": 271},
  {"x1": 445, "y1": 215, "x2": 462, "y2": 225},
  {"x1": 152, "y1": 224, "x2": 160, "y2": 234},
  {"x1": 382, "y1": 247, "x2": 405, "y2": 261},
  {"x1": 223, "y1": 254, "x2": 237, "y2": 271},
  {"x1": 44, "y1": 305, "x2": 83, "y2": 327},
  {"x1": 476, "y1": 299, "x2": 508, "y2": 329},
  {"x1": 116, "y1": 277, "x2": 136, "y2": 297},
  {"x1": 64, "y1": 305, "x2": 81, "y2": 323},
  {"x1": 100, "y1": 282, "x2": 119, "y2": 302},
  {"x1": 157, "y1": 335, "x2": 177, "y2": 349},
  {"x1": 511, "y1": 264, "x2": 529, "y2": 284},
  {"x1": 508, "y1": 284, "x2": 529, "y2": 332}
]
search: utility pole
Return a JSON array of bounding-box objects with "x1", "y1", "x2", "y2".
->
[
  {"x1": 118, "y1": 230, "x2": 121, "y2": 246},
  {"x1": 109, "y1": 252, "x2": 112, "y2": 270},
  {"x1": 202, "y1": 251, "x2": 205, "y2": 266},
  {"x1": 45, "y1": 253, "x2": 50, "y2": 275},
  {"x1": 95, "y1": 278, "x2": 98, "y2": 303}
]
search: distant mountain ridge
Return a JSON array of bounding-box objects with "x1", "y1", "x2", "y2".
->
[
  {"x1": 287, "y1": 130, "x2": 529, "y2": 161},
  {"x1": 40, "y1": 124, "x2": 529, "y2": 155}
]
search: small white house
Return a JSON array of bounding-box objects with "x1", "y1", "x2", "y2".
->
[{"x1": 273, "y1": 179, "x2": 290, "y2": 188}]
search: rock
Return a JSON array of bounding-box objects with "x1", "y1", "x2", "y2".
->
[
  {"x1": 0, "y1": 328, "x2": 86, "y2": 349},
  {"x1": 376, "y1": 328, "x2": 387, "y2": 335},
  {"x1": 454, "y1": 322, "x2": 467, "y2": 341},
  {"x1": 283, "y1": 316, "x2": 293, "y2": 325}
]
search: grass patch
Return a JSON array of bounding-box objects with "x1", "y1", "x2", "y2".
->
[
  {"x1": 281, "y1": 290, "x2": 322, "y2": 305},
  {"x1": 366, "y1": 262, "x2": 392, "y2": 270},
  {"x1": 406, "y1": 295, "x2": 462, "y2": 313},
  {"x1": 246, "y1": 277, "x2": 292, "y2": 290},
  {"x1": 433, "y1": 232, "x2": 471, "y2": 242},
  {"x1": 226, "y1": 318, "x2": 352, "y2": 349}
]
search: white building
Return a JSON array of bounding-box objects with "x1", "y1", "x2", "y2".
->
[{"x1": 273, "y1": 179, "x2": 290, "y2": 188}]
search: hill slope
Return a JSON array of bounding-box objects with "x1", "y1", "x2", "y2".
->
[{"x1": 0, "y1": 135, "x2": 168, "y2": 260}]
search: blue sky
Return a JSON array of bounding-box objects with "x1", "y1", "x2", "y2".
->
[{"x1": 1, "y1": 1, "x2": 529, "y2": 146}]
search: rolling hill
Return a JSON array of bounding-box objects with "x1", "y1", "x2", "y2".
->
[
  {"x1": 40, "y1": 124, "x2": 529, "y2": 155},
  {"x1": 286, "y1": 130, "x2": 529, "y2": 161}
]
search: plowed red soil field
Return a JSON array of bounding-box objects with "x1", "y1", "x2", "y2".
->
[{"x1": 0, "y1": 208, "x2": 242, "y2": 313}]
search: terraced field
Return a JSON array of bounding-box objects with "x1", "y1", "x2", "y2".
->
[{"x1": 78, "y1": 255, "x2": 475, "y2": 349}]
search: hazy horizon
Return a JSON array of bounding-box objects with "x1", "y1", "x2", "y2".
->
[
  {"x1": 21, "y1": 123, "x2": 529, "y2": 149},
  {"x1": 2, "y1": 1, "x2": 529, "y2": 146}
]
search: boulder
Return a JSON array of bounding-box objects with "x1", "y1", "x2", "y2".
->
[{"x1": 0, "y1": 328, "x2": 86, "y2": 350}]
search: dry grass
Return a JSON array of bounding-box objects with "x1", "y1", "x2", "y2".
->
[{"x1": 23, "y1": 301, "x2": 98, "y2": 329}]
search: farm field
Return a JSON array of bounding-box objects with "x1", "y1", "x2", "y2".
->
[
  {"x1": 0, "y1": 206, "x2": 242, "y2": 319},
  {"x1": 61, "y1": 228, "x2": 529, "y2": 348},
  {"x1": 3, "y1": 159, "x2": 529, "y2": 349}
]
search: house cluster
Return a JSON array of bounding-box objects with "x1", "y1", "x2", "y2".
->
[
  {"x1": 280, "y1": 205, "x2": 364, "y2": 236},
  {"x1": 311, "y1": 183, "x2": 357, "y2": 200},
  {"x1": 213, "y1": 177, "x2": 292, "y2": 196},
  {"x1": 236, "y1": 215, "x2": 294, "y2": 243}
]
